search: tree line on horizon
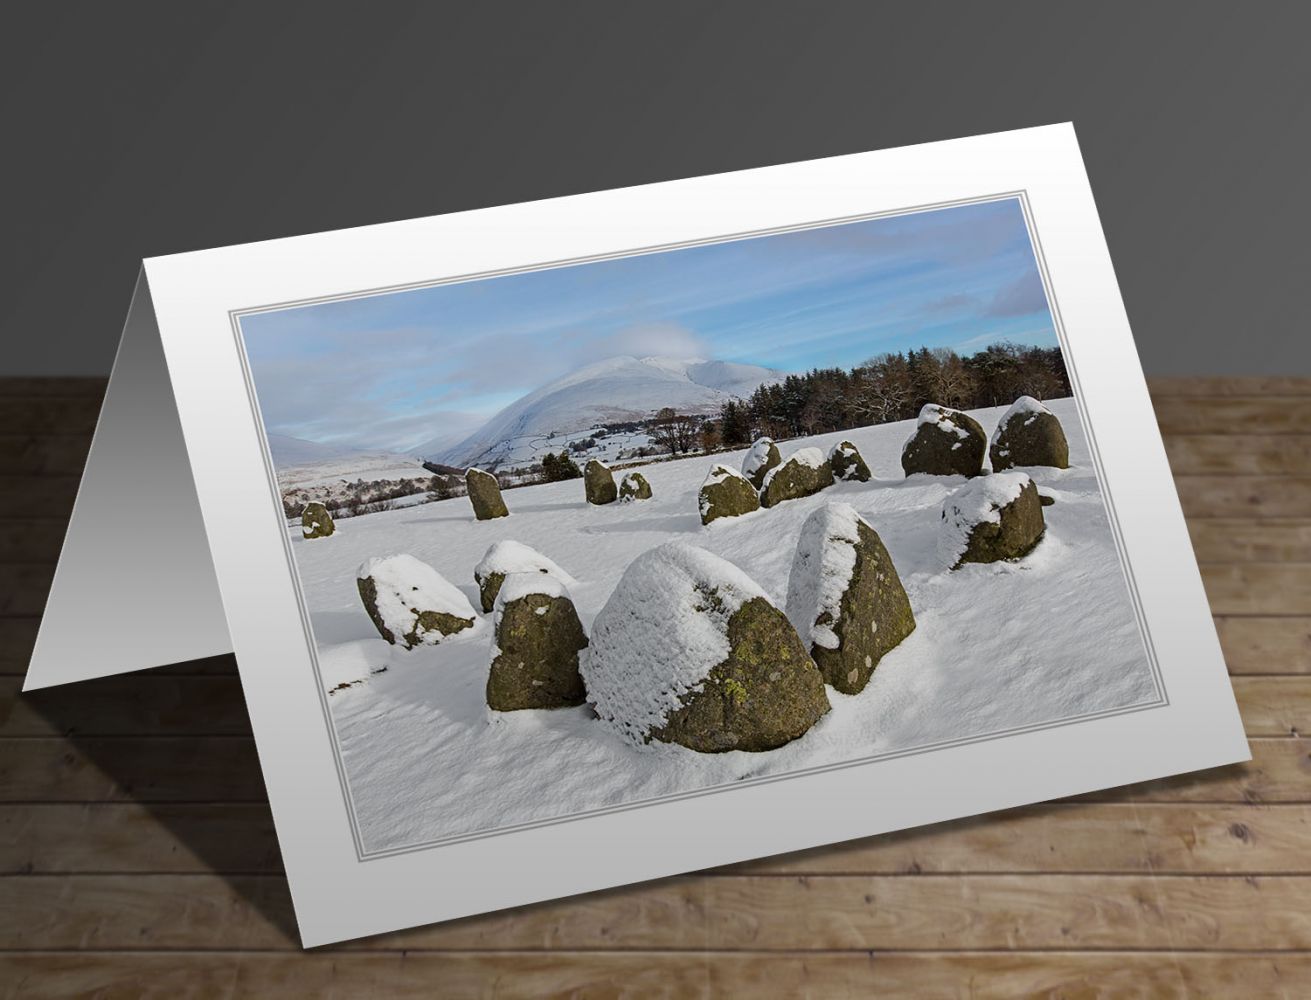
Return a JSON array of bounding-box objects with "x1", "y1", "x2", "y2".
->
[{"x1": 717, "y1": 341, "x2": 1070, "y2": 446}]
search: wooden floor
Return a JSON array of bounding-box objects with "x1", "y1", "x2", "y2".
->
[{"x1": 1, "y1": 376, "x2": 1308, "y2": 998}]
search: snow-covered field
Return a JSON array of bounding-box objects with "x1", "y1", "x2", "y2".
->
[{"x1": 287, "y1": 396, "x2": 1157, "y2": 852}]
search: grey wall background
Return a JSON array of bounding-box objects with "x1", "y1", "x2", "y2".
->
[{"x1": 3, "y1": 2, "x2": 1308, "y2": 376}]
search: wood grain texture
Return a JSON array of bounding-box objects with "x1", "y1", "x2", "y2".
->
[
  {"x1": 1147, "y1": 376, "x2": 1311, "y2": 396},
  {"x1": 3, "y1": 374, "x2": 1309, "y2": 997}
]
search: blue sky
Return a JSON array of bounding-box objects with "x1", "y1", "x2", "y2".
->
[{"x1": 241, "y1": 197, "x2": 1057, "y2": 453}]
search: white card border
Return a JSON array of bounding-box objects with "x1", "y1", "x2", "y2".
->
[{"x1": 143, "y1": 123, "x2": 1248, "y2": 946}]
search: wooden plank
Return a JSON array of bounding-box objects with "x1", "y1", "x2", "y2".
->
[
  {"x1": 4, "y1": 873, "x2": 1311, "y2": 952},
  {"x1": 1165, "y1": 434, "x2": 1311, "y2": 476},
  {"x1": 1232, "y1": 677, "x2": 1311, "y2": 736},
  {"x1": 0, "y1": 738, "x2": 266, "y2": 802},
  {"x1": 0, "y1": 676, "x2": 251, "y2": 737},
  {"x1": 1216, "y1": 617, "x2": 1311, "y2": 673},
  {"x1": 0, "y1": 565, "x2": 54, "y2": 616},
  {"x1": 1189, "y1": 519, "x2": 1311, "y2": 562},
  {"x1": 1177, "y1": 475, "x2": 1311, "y2": 518},
  {"x1": 0, "y1": 619, "x2": 38, "y2": 674},
  {"x1": 1200, "y1": 563, "x2": 1311, "y2": 616},
  {"x1": 6, "y1": 802, "x2": 1310, "y2": 878},
  {"x1": 1074, "y1": 737, "x2": 1310, "y2": 804},
  {"x1": 1147, "y1": 376, "x2": 1311, "y2": 397},
  {"x1": 1, "y1": 952, "x2": 1308, "y2": 997},
  {"x1": 0, "y1": 476, "x2": 80, "y2": 520},
  {"x1": 0, "y1": 521, "x2": 67, "y2": 564},
  {"x1": 1152, "y1": 396, "x2": 1311, "y2": 435},
  {"x1": 0, "y1": 397, "x2": 102, "y2": 435},
  {"x1": 0, "y1": 435, "x2": 92, "y2": 477},
  {"x1": 0, "y1": 378, "x2": 106, "y2": 397}
]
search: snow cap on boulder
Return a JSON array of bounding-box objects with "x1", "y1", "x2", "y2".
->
[
  {"x1": 699, "y1": 463, "x2": 761, "y2": 525},
  {"x1": 301, "y1": 502, "x2": 335, "y2": 539},
  {"x1": 619, "y1": 471, "x2": 653, "y2": 502},
  {"x1": 582, "y1": 542, "x2": 829, "y2": 753},
  {"x1": 357, "y1": 554, "x2": 478, "y2": 649},
  {"x1": 487, "y1": 572, "x2": 588, "y2": 711},
  {"x1": 785, "y1": 503, "x2": 915, "y2": 694},
  {"x1": 474, "y1": 540, "x2": 575, "y2": 613},
  {"x1": 584, "y1": 459, "x2": 618, "y2": 505},
  {"x1": 465, "y1": 467, "x2": 509, "y2": 520},
  {"x1": 989, "y1": 396, "x2": 1070, "y2": 471},
  {"x1": 828, "y1": 440, "x2": 872, "y2": 482},
  {"x1": 741, "y1": 437, "x2": 782, "y2": 490},
  {"x1": 939, "y1": 471, "x2": 1046, "y2": 569},
  {"x1": 760, "y1": 447, "x2": 835, "y2": 507},
  {"x1": 901, "y1": 404, "x2": 987, "y2": 478}
]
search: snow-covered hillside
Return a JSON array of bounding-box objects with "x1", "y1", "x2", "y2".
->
[
  {"x1": 276, "y1": 451, "x2": 432, "y2": 492},
  {"x1": 423, "y1": 355, "x2": 781, "y2": 468},
  {"x1": 288, "y1": 396, "x2": 1158, "y2": 852}
]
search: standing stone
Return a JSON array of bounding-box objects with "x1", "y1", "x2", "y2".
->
[
  {"x1": 786, "y1": 503, "x2": 915, "y2": 694},
  {"x1": 487, "y1": 574, "x2": 588, "y2": 711},
  {"x1": 582, "y1": 542, "x2": 829, "y2": 753},
  {"x1": 939, "y1": 472, "x2": 1046, "y2": 569},
  {"x1": 828, "y1": 440, "x2": 872, "y2": 482},
  {"x1": 741, "y1": 437, "x2": 782, "y2": 490},
  {"x1": 760, "y1": 448, "x2": 835, "y2": 507},
  {"x1": 301, "y1": 502, "x2": 335, "y2": 539},
  {"x1": 357, "y1": 554, "x2": 477, "y2": 648},
  {"x1": 989, "y1": 396, "x2": 1070, "y2": 471},
  {"x1": 474, "y1": 540, "x2": 574, "y2": 613},
  {"x1": 619, "y1": 471, "x2": 653, "y2": 502},
  {"x1": 584, "y1": 459, "x2": 618, "y2": 505},
  {"x1": 465, "y1": 468, "x2": 509, "y2": 520},
  {"x1": 699, "y1": 464, "x2": 761, "y2": 524},
  {"x1": 901, "y1": 404, "x2": 987, "y2": 478}
]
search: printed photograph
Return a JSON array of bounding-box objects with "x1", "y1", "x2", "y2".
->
[{"x1": 238, "y1": 197, "x2": 1161, "y2": 854}]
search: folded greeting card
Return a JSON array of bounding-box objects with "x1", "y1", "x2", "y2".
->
[{"x1": 25, "y1": 124, "x2": 1247, "y2": 946}]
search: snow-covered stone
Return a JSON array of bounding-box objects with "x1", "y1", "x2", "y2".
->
[
  {"x1": 786, "y1": 503, "x2": 915, "y2": 694},
  {"x1": 939, "y1": 472, "x2": 1046, "y2": 569},
  {"x1": 760, "y1": 447, "x2": 835, "y2": 507},
  {"x1": 357, "y1": 554, "x2": 477, "y2": 648},
  {"x1": 828, "y1": 440, "x2": 872, "y2": 482},
  {"x1": 989, "y1": 396, "x2": 1070, "y2": 471},
  {"x1": 487, "y1": 573, "x2": 588, "y2": 711},
  {"x1": 619, "y1": 471, "x2": 653, "y2": 502},
  {"x1": 741, "y1": 437, "x2": 781, "y2": 490},
  {"x1": 474, "y1": 540, "x2": 575, "y2": 613},
  {"x1": 698, "y1": 464, "x2": 761, "y2": 524},
  {"x1": 301, "y1": 502, "x2": 335, "y2": 539},
  {"x1": 584, "y1": 459, "x2": 618, "y2": 505},
  {"x1": 465, "y1": 468, "x2": 509, "y2": 520},
  {"x1": 582, "y1": 542, "x2": 829, "y2": 753},
  {"x1": 901, "y1": 404, "x2": 987, "y2": 478}
]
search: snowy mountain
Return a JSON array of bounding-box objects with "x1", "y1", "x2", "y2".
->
[
  {"x1": 425, "y1": 355, "x2": 782, "y2": 468},
  {"x1": 268, "y1": 433, "x2": 354, "y2": 467}
]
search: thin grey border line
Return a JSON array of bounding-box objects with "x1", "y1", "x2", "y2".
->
[{"x1": 228, "y1": 190, "x2": 1167, "y2": 862}]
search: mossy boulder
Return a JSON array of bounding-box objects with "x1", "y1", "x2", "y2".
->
[
  {"x1": 301, "y1": 502, "x2": 335, "y2": 539},
  {"x1": 786, "y1": 503, "x2": 915, "y2": 694},
  {"x1": 760, "y1": 448, "x2": 835, "y2": 507},
  {"x1": 582, "y1": 542, "x2": 829, "y2": 753},
  {"x1": 901, "y1": 404, "x2": 986, "y2": 478},
  {"x1": 828, "y1": 440, "x2": 872, "y2": 483},
  {"x1": 939, "y1": 472, "x2": 1046, "y2": 569},
  {"x1": 741, "y1": 437, "x2": 782, "y2": 490},
  {"x1": 474, "y1": 540, "x2": 573, "y2": 613},
  {"x1": 989, "y1": 396, "x2": 1070, "y2": 471},
  {"x1": 584, "y1": 459, "x2": 617, "y2": 505},
  {"x1": 487, "y1": 574, "x2": 588, "y2": 711},
  {"x1": 699, "y1": 464, "x2": 760, "y2": 524},
  {"x1": 619, "y1": 472, "x2": 652, "y2": 502},
  {"x1": 465, "y1": 468, "x2": 509, "y2": 520},
  {"x1": 357, "y1": 554, "x2": 477, "y2": 648}
]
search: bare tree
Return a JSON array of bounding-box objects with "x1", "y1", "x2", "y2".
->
[{"x1": 650, "y1": 408, "x2": 698, "y2": 455}]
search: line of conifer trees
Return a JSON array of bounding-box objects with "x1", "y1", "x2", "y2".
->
[{"x1": 718, "y1": 342, "x2": 1070, "y2": 445}]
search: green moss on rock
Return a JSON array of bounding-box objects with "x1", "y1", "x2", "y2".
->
[
  {"x1": 301, "y1": 502, "x2": 335, "y2": 539},
  {"x1": 990, "y1": 399, "x2": 1070, "y2": 471},
  {"x1": 619, "y1": 472, "x2": 652, "y2": 502},
  {"x1": 584, "y1": 459, "x2": 618, "y2": 505},
  {"x1": 742, "y1": 438, "x2": 782, "y2": 490},
  {"x1": 951, "y1": 478, "x2": 1046, "y2": 568},
  {"x1": 760, "y1": 449, "x2": 835, "y2": 508},
  {"x1": 465, "y1": 468, "x2": 509, "y2": 520},
  {"x1": 828, "y1": 440, "x2": 872, "y2": 482},
  {"x1": 487, "y1": 589, "x2": 588, "y2": 711},
  {"x1": 356, "y1": 575, "x2": 474, "y2": 649},
  {"x1": 651, "y1": 596, "x2": 829, "y2": 753},
  {"x1": 901, "y1": 405, "x2": 987, "y2": 478},
  {"x1": 699, "y1": 464, "x2": 761, "y2": 524}
]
